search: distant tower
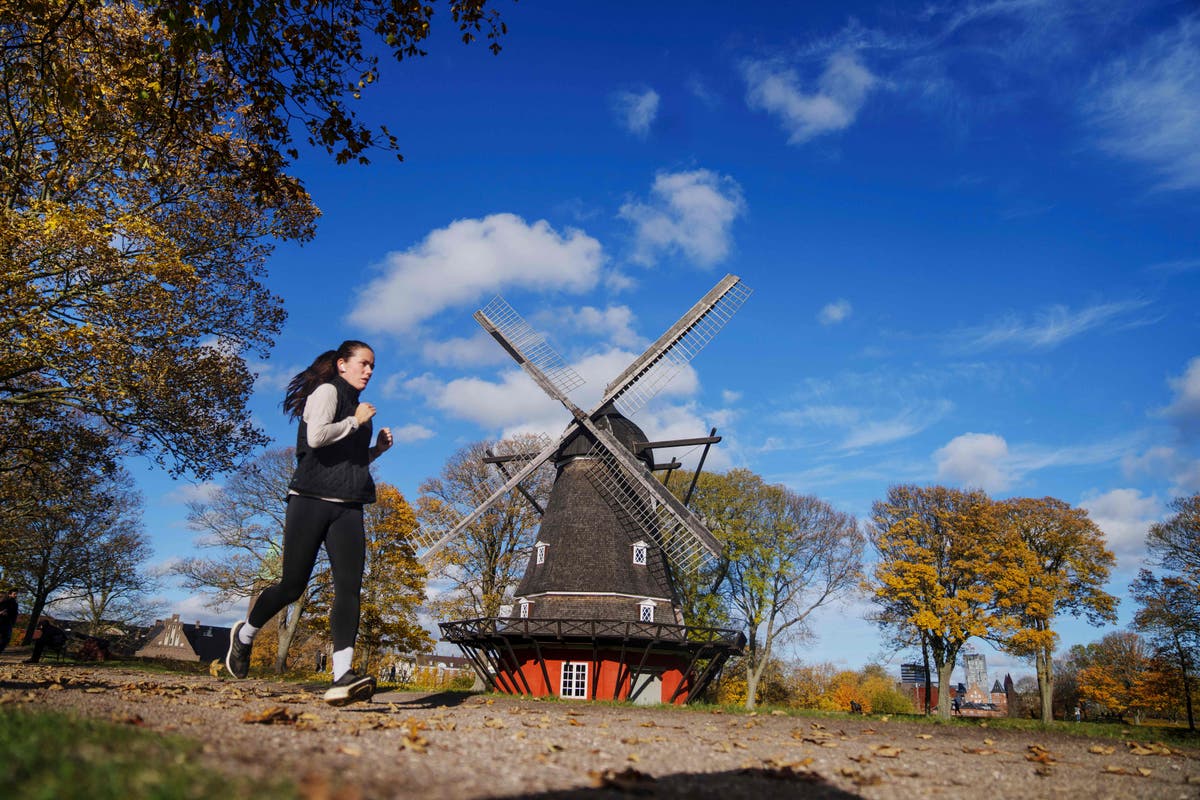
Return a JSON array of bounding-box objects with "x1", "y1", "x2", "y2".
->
[{"x1": 963, "y1": 652, "x2": 988, "y2": 690}]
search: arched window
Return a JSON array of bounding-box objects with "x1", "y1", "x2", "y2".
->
[
  {"x1": 535, "y1": 541, "x2": 548, "y2": 565},
  {"x1": 631, "y1": 541, "x2": 647, "y2": 566},
  {"x1": 518, "y1": 599, "x2": 531, "y2": 619}
]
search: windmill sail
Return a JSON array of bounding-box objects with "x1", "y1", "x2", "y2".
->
[
  {"x1": 603, "y1": 274, "x2": 751, "y2": 416},
  {"x1": 476, "y1": 296, "x2": 585, "y2": 397}
]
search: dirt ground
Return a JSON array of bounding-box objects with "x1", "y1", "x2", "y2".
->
[{"x1": 1, "y1": 656, "x2": 1198, "y2": 800}]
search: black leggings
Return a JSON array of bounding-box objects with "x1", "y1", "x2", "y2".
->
[{"x1": 248, "y1": 495, "x2": 365, "y2": 652}]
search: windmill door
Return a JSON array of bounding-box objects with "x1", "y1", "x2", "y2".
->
[{"x1": 630, "y1": 672, "x2": 662, "y2": 706}]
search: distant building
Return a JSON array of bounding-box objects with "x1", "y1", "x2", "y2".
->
[
  {"x1": 900, "y1": 663, "x2": 930, "y2": 685},
  {"x1": 963, "y1": 653, "x2": 988, "y2": 690},
  {"x1": 135, "y1": 614, "x2": 230, "y2": 663}
]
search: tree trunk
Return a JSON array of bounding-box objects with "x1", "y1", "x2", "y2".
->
[
  {"x1": 274, "y1": 594, "x2": 308, "y2": 674},
  {"x1": 1176, "y1": 635, "x2": 1195, "y2": 732},
  {"x1": 921, "y1": 632, "x2": 932, "y2": 716},
  {"x1": 744, "y1": 636, "x2": 760, "y2": 710},
  {"x1": 936, "y1": 659, "x2": 955, "y2": 718},
  {"x1": 1036, "y1": 646, "x2": 1055, "y2": 723},
  {"x1": 21, "y1": 593, "x2": 48, "y2": 645}
]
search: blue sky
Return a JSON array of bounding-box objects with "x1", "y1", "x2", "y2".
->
[{"x1": 130, "y1": 0, "x2": 1199, "y2": 685}]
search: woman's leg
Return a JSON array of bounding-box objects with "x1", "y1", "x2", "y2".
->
[
  {"x1": 323, "y1": 503, "x2": 366, "y2": 654},
  {"x1": 248, "y1": 496, "x2": 332, "y2": 629}
]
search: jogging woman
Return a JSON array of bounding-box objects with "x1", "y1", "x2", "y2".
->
[{"x1": 225, "y1": 340, "x2": 393, "y2": 706}]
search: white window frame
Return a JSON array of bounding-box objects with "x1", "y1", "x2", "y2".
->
[
  {"x1": 639, "y1": 600, "x2": 655, "y2": 623},
  {"x1": 518, "y1": 599, "x2": 530, "y2": 619},
  {"x1": 560, "y1": 661, "x2": 588, "y2": 699},
  {"x1": 535, "y1": 542, "x2": 547, "y2": 565},
  {"x1": 632, "y1": 541, "x2": 647, "y2": 566}
]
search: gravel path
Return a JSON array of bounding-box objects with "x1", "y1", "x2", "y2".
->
[{"x1": 2, "y1": 658, "x2": 1198, "y2": 799}]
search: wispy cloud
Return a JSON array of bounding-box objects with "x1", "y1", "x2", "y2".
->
[
  {"x1": 612, "y1": 88, "x2": 660, "y2": 137},
  {"x1": 619, "y1": 169, "x2": 745, "y2": 268},
  {"x1": 741, "y1": 51, "x2": 878, "y2": 144},
  {"x1": 781, "y1": 398, "x2": 953, "y2": 452},
  {"x1": 1084, "y1": 15, "x2": 1200, "y2": 191},
  {"x1": 955, "y1": 299, "x2": 1152, "y2": 351},
  {"x1": 818, "y1": 299, "x2": 853, "y2": 325},
  {"x1": 348, "y1": 214, "x2": 604, "y2": 335}
]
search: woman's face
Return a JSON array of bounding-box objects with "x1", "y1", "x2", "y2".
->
[{"x1": 337, "y1": 347, "x2": 375, "y2": 391}]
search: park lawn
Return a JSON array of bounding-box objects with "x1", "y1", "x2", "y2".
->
[{"x1": 0, "y1": 706, "x2": 298, "y2": 800}]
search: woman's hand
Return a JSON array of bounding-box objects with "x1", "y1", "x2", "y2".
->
[
  {"x1": 375, "y1": 427, "x2": 393, "y2": 454},
  {"x1": 354, "y1": 402, "x2": 377, "y2": 425}
]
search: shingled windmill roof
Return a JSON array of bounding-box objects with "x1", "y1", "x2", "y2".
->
[{"x1": 513, "y1": 406, "x2": 680, "y2": 615}]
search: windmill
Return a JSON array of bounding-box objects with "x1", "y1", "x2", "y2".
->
[{"x1": 418, "y1": 274, "x2": 751, "y2": 704}]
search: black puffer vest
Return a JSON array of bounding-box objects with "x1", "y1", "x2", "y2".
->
[{"x1": 288, "y1": 376, "x2": 376, "y2": 504}]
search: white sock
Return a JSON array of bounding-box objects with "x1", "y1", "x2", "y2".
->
[
  {"x1": 332, "y1": 647, "x2": 353, "y2": 681},
  {"x1": 238, "y1": 622, "x2": 258, "y2": 645}
]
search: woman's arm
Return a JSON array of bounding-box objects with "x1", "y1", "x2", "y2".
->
[{"x1": 303, "y1": 384, "x2": 358, "y2": 448}]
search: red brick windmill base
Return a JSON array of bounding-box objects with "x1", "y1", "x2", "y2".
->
[{"x1": 440, "y1": 618, "x2": 745, "y2": 705}]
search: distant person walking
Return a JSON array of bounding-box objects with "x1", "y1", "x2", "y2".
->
[
  {"x1": 0, "y1": 588, "x2": 17, "y2": 654},
  {"x1": 225, "y1": 340, "x2": 393, "y2": 706}
]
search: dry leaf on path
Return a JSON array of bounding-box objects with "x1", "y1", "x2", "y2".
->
[
  {"x1": 242, "y1": 706, "x2": 298, "y2": 725},
  {"x1": 870, "y1": 745, "x2": 903, "y2": 758},
  {"x1": 1088, "y1": 745, "x2": 1115, "y2": 755}
]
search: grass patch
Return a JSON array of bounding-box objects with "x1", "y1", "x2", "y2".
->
[{"x1": 0, "y1": 706, "x2": 298, "y2": 800}]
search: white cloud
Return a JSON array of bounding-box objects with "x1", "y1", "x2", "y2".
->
[
  {"x1": 407, "y1": 347, "x2": 700, "y2": 440},
  {"x1": 818, "y1": 299, "x2": 853, "y2": 325},
  {"x1": 391, "y1": 424, "x2": 436, "y2": 443},
  {"x1": 1163, "y1": 355, "x2": 1200, "y2": 438},
  {"x1": 347, "y1": 214, "x2": 604, "y2": 334},
  {"x1": 721, "y1": 389, "x2": 743, "y2": 404},
  {"x1": 958, "y1": 299, "x2": 1152, "y2": 351},
  {"x1": 1079, "y1": 488, "x2": 1161, "y2": 564},
  {"x1": 1125, "y1": 445, "x2": 1200, "y2": 496},
  {"x1": 742, "y1": 51, "x2": 878, "y2": 144},
  {"x1": 165, "y1": 481, "x2": 222, "y2": 505},
  {"x1": 934, "y1": 432, "x2": 1012, "y2": 492},
  {"x1": 551, "y1": 304, "x2": 642, "y2": 349},
  {"x1": 619, "y1": 169, "x2": 745, "y2": 268},
  {"x1": 612, "y1": 88, "x2": 660, "y2": 137},
  {"x1": 1084, "y1": 16, "x2": 1200, "y2": 191},
  {"x1": 421, "y1": 333, "x2": 510, "y2": 368}
]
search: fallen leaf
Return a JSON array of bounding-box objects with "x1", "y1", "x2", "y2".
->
[
  {"x1": 336, "y1": 745, "x2": 361, "y2": 757},
  {"x1": 915, "y1": 733, "x2": 932, "y2": 740},
  {"x1": 1088, "y1": 745, "x2": 1116, "y2": 755},
  {"x1": 1025, "y1": 744, "x2": 1056, "y2": 765},
  {"x1": 483, "y1": 718, "x2": 506, "y2": 729},
  {"x1": 208, "y1": 660, "x2": 222, "y2": 678},
  {"x1": 242, "y1": 706, "x2": 298, "y2": 725},
  {"x1": 870, "y1": 745, "x2": 903, "y2": 758}
]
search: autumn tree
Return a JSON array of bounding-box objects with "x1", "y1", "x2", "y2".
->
[
  {"x1": 0, "y1": 460, "x2": 145, "y2": 644},
  {"x1": 418, "y1": 435, "x2": 552, "y2": 619},
  {"x1": 1070, "y1": 632, "x2": 1152, "y2": 722},
  {"x1": 1132, "y1": 566, "x2": 1199, "y2": 729},
  {"x1": 667, "y1": 468, "x2": 768, "y2": 630},
  {"x1": 996, "y1": 497, "x2": 1118, "y2": 722},
  {"x1": 868, "y1": 485, "x2": 1016, "y2": 717},
  {"x1": 174, "y1": 447, "x2": 325, "y2": 672},
  {"x1": 702, "y1": 471, "x2": 862, "y2": 710},
  {"x1": 1, "y1": 0, "x2": 510, "y2": 480},
  {"x1": 356, "y1": 484, "x2": 434, "y2": 672}
]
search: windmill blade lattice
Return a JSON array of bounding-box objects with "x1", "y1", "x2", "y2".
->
[
  {"x1": 477, "y1": 296, "x2": 585, "y2": 397},
  {"x1": 582, "y1": 441, "x2": 712, "y2": 573},
  {"x1": 604, "y1": 275, "x2": 751, "y2": 416}
]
